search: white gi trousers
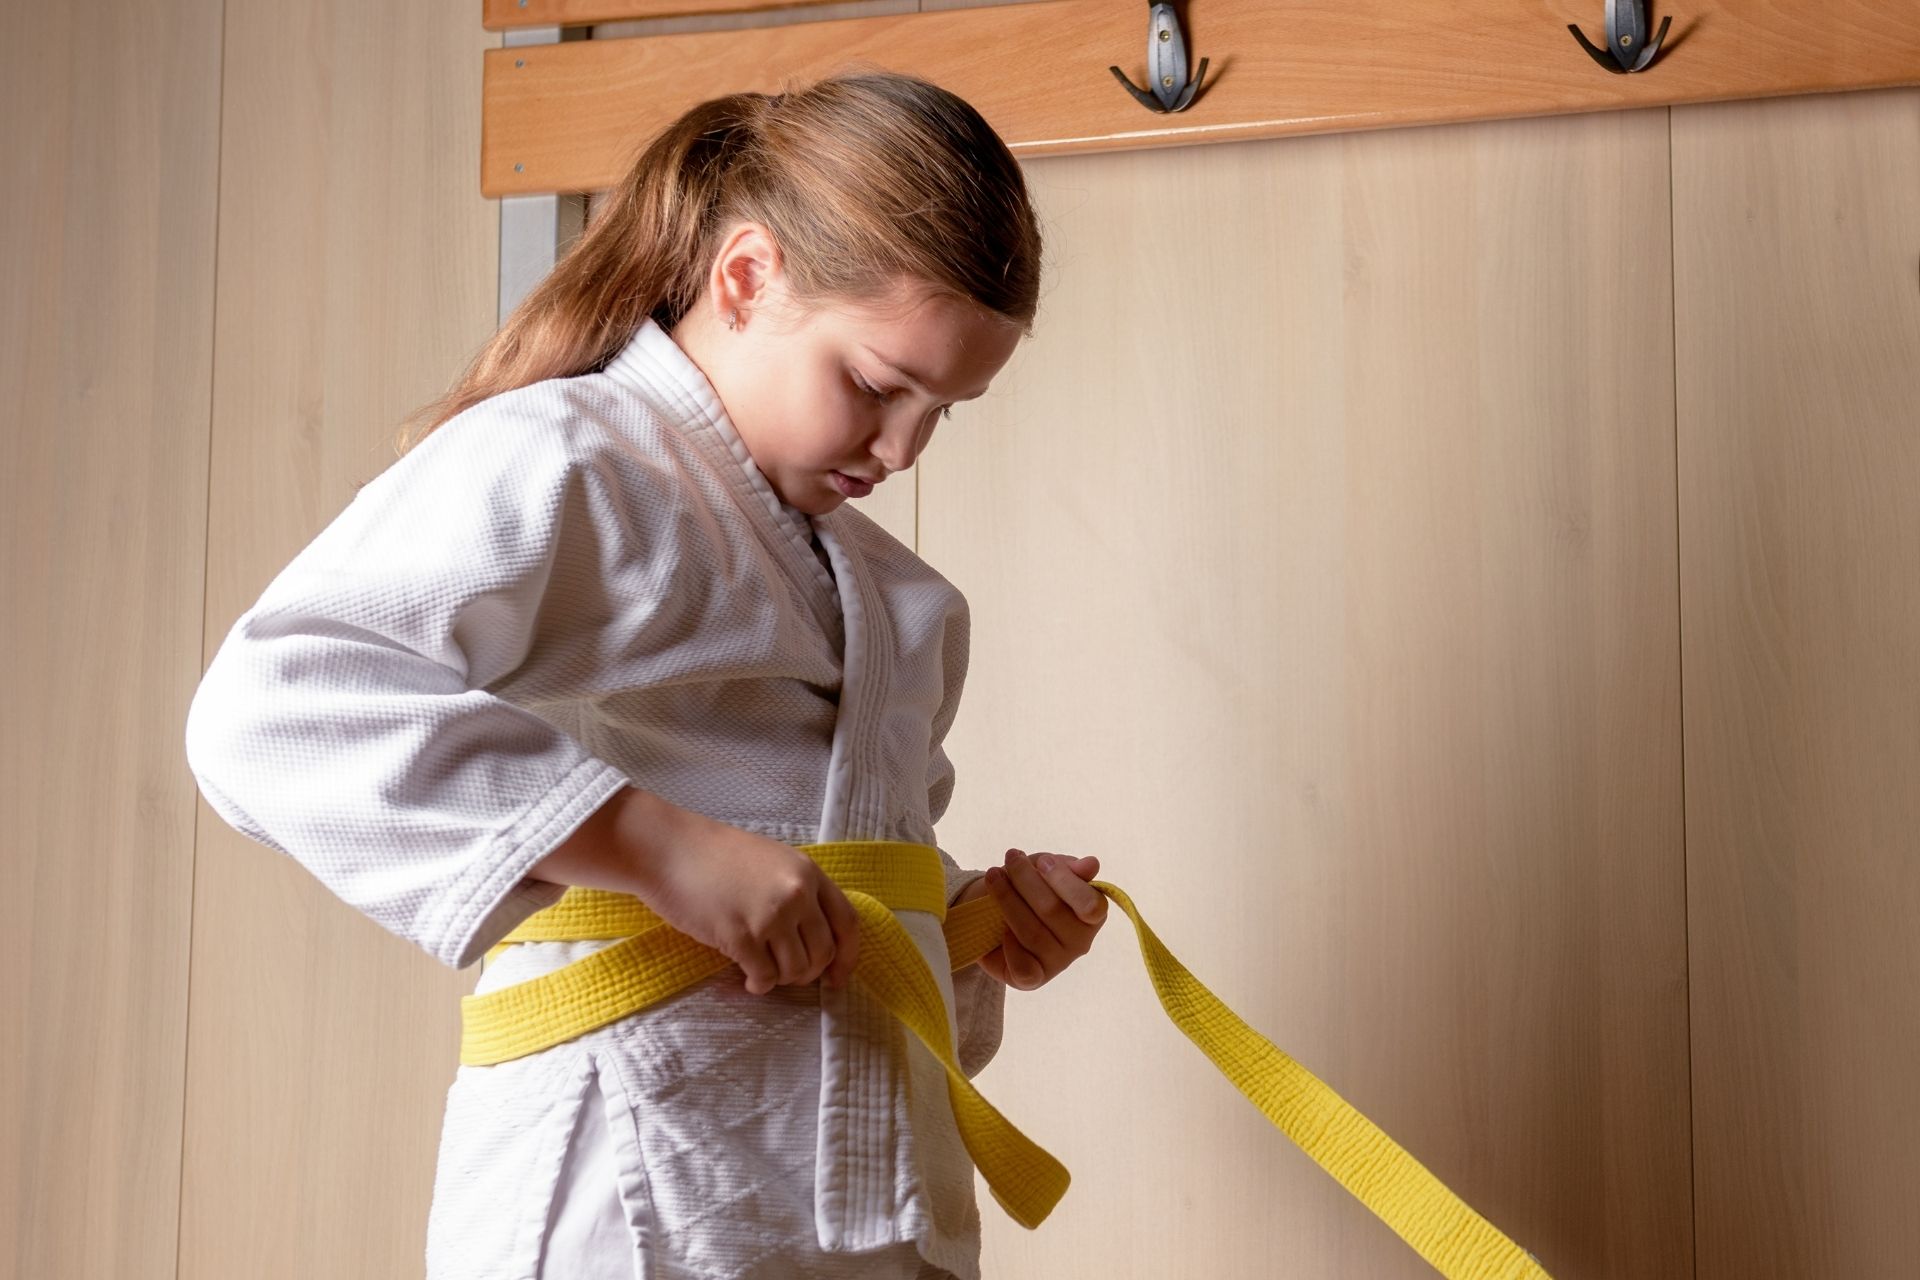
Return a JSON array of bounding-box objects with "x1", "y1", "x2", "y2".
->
[
  {"x1": 534, "y1": 1054, "x2": 954, "y2": 1279},
  {"x1": 425, "y1": 934, "x2": 978, "y2": 1280}
]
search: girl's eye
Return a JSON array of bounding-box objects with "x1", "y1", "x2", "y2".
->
[{"x1": 855, "y1": 372, "x2": 952, "y2": 420}]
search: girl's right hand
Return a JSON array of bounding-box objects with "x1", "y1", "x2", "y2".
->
[{"x1": 630, "y1": 819, "x2": 863, "y2": 996}]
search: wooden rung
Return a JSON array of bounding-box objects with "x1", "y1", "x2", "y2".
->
[
  {"x1": 483, "y1": 0, "x2": 857, "y2": 32},
  {"x1": 480, "y1": 0, "x2": 1920, "y2": 197}
]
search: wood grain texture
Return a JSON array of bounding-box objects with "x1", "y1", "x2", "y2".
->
[
  {"x1": 174, "y1": 4, "x2": 503, "y2": 1277},
  {"x1": 488, "y1": 0, "x2": 867, "y2": 29},
  {"x1": 1672, "y1": 84, "x2": 1920, "y2": 1280},
  {"x1": 481, "y1": 0, "x2": 1920, "y2": 196},
  {"x1": 0, "y1": 3, "x2": 901, "y2": 1261},
  {"x1": 0, "y1": 1, "x2": 222, "y2": 1276},
  {"x1": 918, "y1": 107, "x2": 1692, "y2": 1276}
]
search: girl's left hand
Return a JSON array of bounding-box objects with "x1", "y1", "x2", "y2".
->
[{"x1": 960, "y1": 848, "x2": 1108, "y2": 990}]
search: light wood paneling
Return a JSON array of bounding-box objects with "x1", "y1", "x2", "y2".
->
[
  {"x1": 1672, "y1": 85, "x2": 1920, "y2": 1279},
  {"x1": 175, "y1": 5, "x2": 502, "y2": 1277},
  {"x1": 0, "y1": 1, "x2": 223, "y2": 1276},
  {"x1": 482, "y1": 0, "x2": 1920, "y2": 196},
  {"x1": 920, "y1": 108, "x2": 1692, "y2": 1276},
  {"x1": 490, "y1": 0, "x2": 865, "y2": 29}
]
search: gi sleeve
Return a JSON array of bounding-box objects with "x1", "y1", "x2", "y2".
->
[
  {"x1": 924, "y1": 590, "x2": 1006, "y2": 1079},
  {"x1": 182, "y1": 400, "x2": 635, "y2": 971}
]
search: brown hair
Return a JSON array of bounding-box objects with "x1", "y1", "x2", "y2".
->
[{"x1": 393, "y1": 69, "x2": 1045, "y2": 456}]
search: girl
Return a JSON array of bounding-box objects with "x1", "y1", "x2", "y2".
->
[{"x1": 182, "y1": 71, "x2": 1109, "y2": 1279}]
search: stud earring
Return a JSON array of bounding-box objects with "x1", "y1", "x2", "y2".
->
[{"x1": 726, "y1": 310, "x2": 739, "y2": 331}]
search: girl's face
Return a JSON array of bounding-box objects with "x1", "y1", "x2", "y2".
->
[{"x1": 667, "y1": 221, "x2": 1023, "y2": 517}]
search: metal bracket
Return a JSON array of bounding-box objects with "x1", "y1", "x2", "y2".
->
[
  {"x1": 1110, "y1": 0, "x2": 1209, "y2": 113},
  {"x1": 498, "y1": 25, "x2": 591, "y2": 324},
  {"x1": 1568, "y1": 0, "x2": 1673, "y2": 73}
]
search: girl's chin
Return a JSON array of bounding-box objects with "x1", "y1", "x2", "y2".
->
[{"x1": 778, "y1": 482, "x2": 841, "y2": 515}]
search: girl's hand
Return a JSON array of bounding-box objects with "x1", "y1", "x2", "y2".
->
[
  {"x1": 960, "y1": 848, "x2": 1108, "y2": 990},
  {"x1": 619, "y1": 806, "x2": 863, "y2": 995}
]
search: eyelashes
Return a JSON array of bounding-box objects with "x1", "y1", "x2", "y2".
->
[{"x1": 854, "y1": 372, "x2": 954, "y2": 421}]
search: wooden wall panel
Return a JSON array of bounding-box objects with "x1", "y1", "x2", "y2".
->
[
  {"x1": 1672, "y1": 85, "x2": 1920, "y2": 1279},
  {"x1": 920, "y1": 107, "x2": 1691, "y2": 1276},
  {"x1": 0, "y1": 1, "x2": 223, "y2": 1276},
  {"x1": 176, "y1": 4, "x2": 502, "y2": 1277}
]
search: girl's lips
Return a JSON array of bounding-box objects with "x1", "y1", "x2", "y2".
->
[{"x1": 831, "y1": 470, "x2": 874, "y2": 497}]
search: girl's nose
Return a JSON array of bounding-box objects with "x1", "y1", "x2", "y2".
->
[{"x1": 870, "y1": 422, "x2": 922, "y2": 474}]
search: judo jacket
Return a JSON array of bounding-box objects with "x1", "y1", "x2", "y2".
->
[{"x1": 182, "y1": 315, "x2": 1006, "y2": 1278}]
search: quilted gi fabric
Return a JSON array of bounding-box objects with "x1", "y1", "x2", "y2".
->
[{"x1": 183, "y1": 316, "x2": 1006, "y2": 1278}]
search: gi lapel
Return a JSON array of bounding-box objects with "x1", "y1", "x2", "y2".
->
[
  {"x1": 612, "y1": 319, "x2": 846, "y2": 651},
  {"x1": 809, "y1": 514, "x2": 896, "y2": 842},
  {"x1": 806, "y1": 510, "x2": 916, "y2": 1251},
  {"x1": 609, "y1": 319, "x2": 911, "y2": 1250}
]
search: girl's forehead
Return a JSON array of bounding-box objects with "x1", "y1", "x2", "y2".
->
[{"x1": 818, "y1": 286, "x2": 1014, "y2": 347}]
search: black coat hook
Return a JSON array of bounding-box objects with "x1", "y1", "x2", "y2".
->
[
  {"x1": 1110, "y1": 0, "x2": 1209, "y2": 113},
  {"x1": 1569, "y1": 0, "x2": 1673, "y2": 73}
]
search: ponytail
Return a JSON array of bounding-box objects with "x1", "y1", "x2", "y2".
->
[{"x1": 394, "y1": 72, "x2": 1041, "y2": 456}]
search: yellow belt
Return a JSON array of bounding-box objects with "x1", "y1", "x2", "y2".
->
[{"x1": 460, "y1": 840, "x2": 1553, "y2": 1280}]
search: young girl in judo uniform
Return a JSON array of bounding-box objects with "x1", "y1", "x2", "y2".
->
[{"x1": 182, "y1": 71, "x2": 1110, "y2": 1279}]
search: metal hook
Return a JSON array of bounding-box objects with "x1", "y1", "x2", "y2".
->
[
  {"x1": 1110, "y1": 0, "x2": 1210, "y2": 113},
  {"x1": 1568, "y1": 0, "x2": 1673, "y2": 73}
]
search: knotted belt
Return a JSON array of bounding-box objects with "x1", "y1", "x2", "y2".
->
[{"x1": 460, "y1": 840, "x2": 1554, "y2": 1279}]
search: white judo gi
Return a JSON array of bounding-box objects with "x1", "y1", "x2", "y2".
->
[{"x1": 182, "y1": 316, "x2": 1008, "y2": 1279}]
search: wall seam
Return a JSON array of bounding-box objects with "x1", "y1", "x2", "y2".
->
[
  {"x1": 174, "y1": 1, "x2": 228, "y2": 1276},
  {"x1": 1666, "y1": 100, "x2": 1701, "y2": 1280}
]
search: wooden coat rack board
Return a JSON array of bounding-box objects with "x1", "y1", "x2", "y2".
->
[{"x1": 478, "y1": 0, "x2": 1920, "y2": 198}]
